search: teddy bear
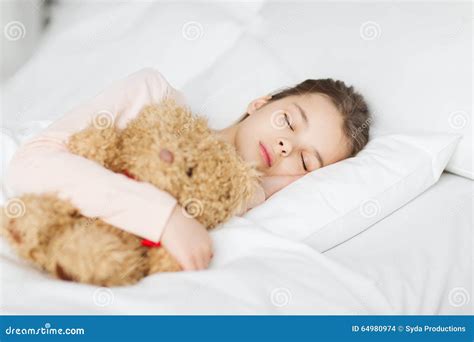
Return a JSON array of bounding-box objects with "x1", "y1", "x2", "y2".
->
[{"x1": 0, "y1": 98, "x2": 262, "y2": 286}]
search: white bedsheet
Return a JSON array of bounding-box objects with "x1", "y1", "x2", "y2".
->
[{"x1": 326, "y1": 172, "x2": 473, "y2": 315}]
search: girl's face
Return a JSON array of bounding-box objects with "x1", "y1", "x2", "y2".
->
[{"x1": 234, "y1": 93, "x2": 350, "y2": 177}]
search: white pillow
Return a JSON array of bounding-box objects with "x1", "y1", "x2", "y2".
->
[
  {"x1": 181, "y1": 32, "x2": 296, "y2": 129},
  {"x1": 177, "y1": 32, "x2": 463, "y2": 252},
  {"x1": 249, "y1": 1, "x2": 472, "y2": 179},
  {"x1": 214, "y1": 1, "x2": 266, "y2": 24},
  {"x1": 182, "y1": 2, "x2": 472, "y2": 179},
  {"x1": 244, "y1": 133, "x2": 461, "y2": 252}
]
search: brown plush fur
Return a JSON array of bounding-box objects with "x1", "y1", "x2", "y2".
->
[{"x1": 0, "y1": 98, "x2": 262, "y2": 286}]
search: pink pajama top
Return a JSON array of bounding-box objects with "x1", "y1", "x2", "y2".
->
[{"x1": 5, "y1": 67, "x2": 187, "y2": 243}]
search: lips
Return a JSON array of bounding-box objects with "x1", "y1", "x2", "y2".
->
[{"x1": 259, "y1": 141, "x2": 272, "y2": 167}]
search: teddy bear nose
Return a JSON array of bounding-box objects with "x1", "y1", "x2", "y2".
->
[{"x1": 159, "y1": 148, "x2": 174, "y2": 163}]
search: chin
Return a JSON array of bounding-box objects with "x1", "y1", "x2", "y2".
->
[{"x1": 236, "y1": 139, "x2": 264, "y2": 169}]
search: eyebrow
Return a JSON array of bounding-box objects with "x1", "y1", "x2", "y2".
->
[{"x1": 292, "y1": 102, "x2": 325, "y2": 168}]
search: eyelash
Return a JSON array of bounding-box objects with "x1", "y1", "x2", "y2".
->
[
  {"x1": 301, "y1": 154, "x2": 308, "y2": 172},
  {"x1": 285, "y1": 113, "x2": 307, "y2": 171},
  {"x1": 284, "y1": 113, "x2": 294, "y2": 131}
]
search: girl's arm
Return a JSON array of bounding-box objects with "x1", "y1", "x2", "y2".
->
[{"x1": 5, "y1": 67, "x2": 186, "y2": 243}]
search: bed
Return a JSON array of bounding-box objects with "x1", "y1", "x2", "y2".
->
[
  {"x1": 0, "y1": 172, "x2": 471, "y2": 315},
  {"x1": 0, "y1": 0, "x2": 472, "y2": 315}
]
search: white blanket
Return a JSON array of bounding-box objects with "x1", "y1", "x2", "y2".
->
[{"x1": 0, "y1": 216, "x2": 394, "y2": 314}]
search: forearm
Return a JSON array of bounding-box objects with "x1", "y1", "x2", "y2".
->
[
  {"x1": 4, "y1": 67, "x2": 186, "y2": 242},
  {"x1": 5, "y1": 137, "x2": 178, "y2": 242}
]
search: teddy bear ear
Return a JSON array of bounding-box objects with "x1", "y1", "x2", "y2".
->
[{"x1": 135, "y1": 98, "x2": 180, "y2": 124}]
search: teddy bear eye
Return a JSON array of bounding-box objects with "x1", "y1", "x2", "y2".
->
[{"x1": 186, "y1": 166, "x2": 194, "y2": 177}]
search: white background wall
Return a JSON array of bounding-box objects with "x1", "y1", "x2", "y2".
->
[{"x1": 0, "y1": 0, "x2": 47, "y2": 83}]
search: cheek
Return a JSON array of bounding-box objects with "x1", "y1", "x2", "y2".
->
[
  {"x1": 269, "y1": 155, "x2": 302, "y2": 176},
  {"x1": 235, "y1": 122, "x2": 271, "y2": 164},
  {"x1": 234, "y1": 129, "x2": 257, "y2": 162}
]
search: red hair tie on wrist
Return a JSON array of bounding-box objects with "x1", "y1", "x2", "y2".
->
[{"x1": 141, "y1": 239, "x2": 162, "y2": 248}]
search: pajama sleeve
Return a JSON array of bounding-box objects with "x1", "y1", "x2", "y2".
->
[{"x1": 4, "y1": 67, "x2": 187, "y2": 243}]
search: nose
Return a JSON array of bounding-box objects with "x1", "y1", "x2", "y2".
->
[{"x1": 278, "y1": 138, "x2": 293, "y2": 157}]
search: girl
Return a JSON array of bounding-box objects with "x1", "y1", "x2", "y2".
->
[{"x1": 5, "y1": 67, "x2": 371, "y2": 272}]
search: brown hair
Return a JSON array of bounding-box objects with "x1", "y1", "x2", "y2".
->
[{"x1": 236, "y1": 79, "x2": 372, "y2": 157}]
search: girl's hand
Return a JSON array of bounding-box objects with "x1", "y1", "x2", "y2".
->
[
  {"x1": 158, "y1": 148, "x2": 212, "y2": 271},
  {"x1": 160, "y1": 204, "x2": 213, "y2": 271}
]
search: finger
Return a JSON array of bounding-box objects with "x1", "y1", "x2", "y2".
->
[
  {"x1": 207, "y1": 239, "x2": 213, "y2": 255},
  {"x1": 193, "y1": 252, "x2": 205, "y2": 270},
  {"x1": 201, "y1": 248, "x2": 212, "y2": 269},
  {"x1": 182, "y1": 261, "x2": 196, "y2": 271},
  {"x1": 196, "y1": 247, "x2": 211, "y2": 270},
  {"x1": 203, "y1": 251, "x2": 212, "y2": 269},
  {"x1": 207, "y1": 241, "x2": 214, "y2": 259},
  {"x1": 181, "y1": 257, "x2": 197, "y2": 271}
]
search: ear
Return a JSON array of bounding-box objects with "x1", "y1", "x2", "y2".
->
[{"x1": 246, "y1": 95, "x2": 272, "y2": 115}]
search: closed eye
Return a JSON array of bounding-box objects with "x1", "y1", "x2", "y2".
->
[
  {"x1": 284, "y1": 113, "x2": 294, "y2": 131},
  {"x1": 284, "y1": 112, "x2": 305, "y2": 171},
  {"x1": 301, "y1": 154, "x2": 308, "y2": 171}
]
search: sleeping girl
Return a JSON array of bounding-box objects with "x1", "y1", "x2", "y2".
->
[{"x1": 4, "y1": 67, "x2": 371, "y2": 273}]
